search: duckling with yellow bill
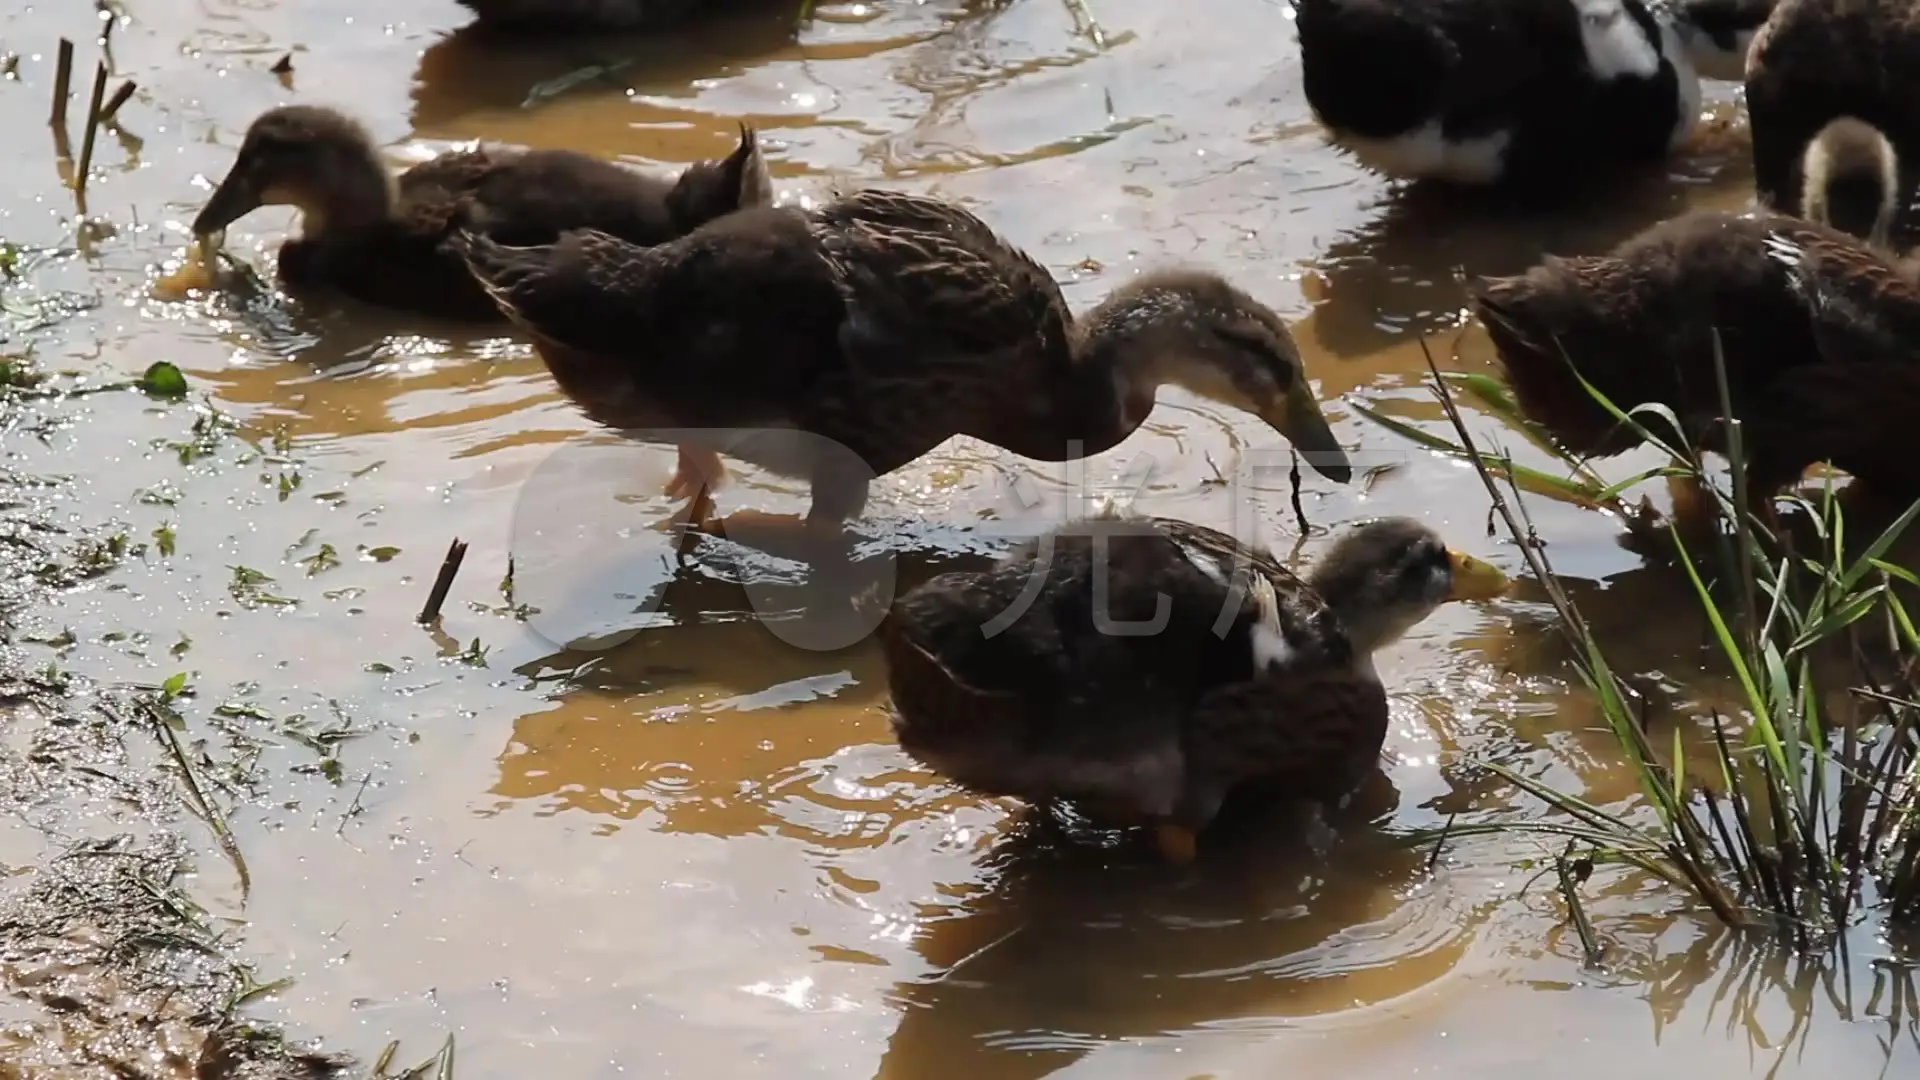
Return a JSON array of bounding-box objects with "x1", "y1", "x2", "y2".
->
[
  {"x1": 450, "y1": 188, "x2": 1353, "y2": 558},
  {"x1": 879, "y1": 513, "x2": 1509, "y2": 863}
]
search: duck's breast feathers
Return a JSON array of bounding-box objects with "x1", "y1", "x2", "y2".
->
[{"x1": 808, "y1": 189, "x2": 1072, "y2": 366}]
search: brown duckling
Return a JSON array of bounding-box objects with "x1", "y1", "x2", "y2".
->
[
  {"x1": 1745, "y1": 0, "x2": 1920, "y2": 244},
  {"x1": 190, "y1": 105, "x2": 772, "y2": 320},
  {"x1": 1798, "y1": 116, "x2": 1899, "y2": 248},
  {"x1": 1470, "y1": 209, "x2": 1920, "y2": 515},
  {"x1": 451, "y1": 188, "x2": 1355, "y2": 551},
  {"x1": 879, "y1": 512, "x2": 1510, "y2": 862}
]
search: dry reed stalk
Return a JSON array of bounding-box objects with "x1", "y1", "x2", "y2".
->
[
  {"x1": 73, "y1": 61, "x2": 108, "y2": 193},
  {"x1": 48, "y1": 38, "x2": 73, "y2": 128}
]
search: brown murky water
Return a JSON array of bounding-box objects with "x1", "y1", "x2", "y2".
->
[{"x1": 2, "y1": 0, "x2": 1916, "y2": 1076}]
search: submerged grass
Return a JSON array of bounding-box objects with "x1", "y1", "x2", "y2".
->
[{"x1": 1379, "y1": 336, "x2": 1920, "y2": 949}]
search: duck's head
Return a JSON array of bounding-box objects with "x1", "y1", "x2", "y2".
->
[
  {"x1": 192, "y1": 105, "x2": 392, "y2": 239},
  {"x1": 1801, "y1": 116, "x2": 1899, "y2": 250},
  {"x1": 1304, "y1": 517, "x2": 1509, "y2": 654},
  {"x1": 1084, "y1": 269, "x2": 1354, "y2": 483},
  {"x1": 1662, "y1": 0, "x2": 1777, "y2": 82},
  {"x1": 664, "y1": 124, "x2": 775, "y2": 234}
]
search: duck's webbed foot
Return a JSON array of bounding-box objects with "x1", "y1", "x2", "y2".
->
[{"x1": 665, "y1": 445, "x2": 729, "y2": 501}]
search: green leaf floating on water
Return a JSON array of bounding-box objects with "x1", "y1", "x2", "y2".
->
[{"x1": 140, "y1": 361, "x2": 189, "y2": 397}]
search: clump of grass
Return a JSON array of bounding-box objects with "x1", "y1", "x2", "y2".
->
[{"x1": 1383, "y1": 336, "x2": 1920, "y2": 948}]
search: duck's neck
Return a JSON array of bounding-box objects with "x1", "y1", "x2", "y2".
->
[
  {"x1": 300, "y1": 150, "x2": 396, "y2": 238},
  {"x1": 990, "y1": 280, "x2": 1207, "y2": 461},
  {"x1": 1306, "y1": 567, "x2": 1411, "y2": 663}
]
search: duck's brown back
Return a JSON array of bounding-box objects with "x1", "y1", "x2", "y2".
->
[
  {"x1": 797, "y1": 190, "x2": 1089, "y2": 472},
  {"x1": 283, "y1": 145, "x2": 755, "y2": 321},
  {"x1": 879, "y1": 517, "x2": 1339, "y2": 815},
  {"x1": 456, "y1": 204, "x2": 859, "y2": 435},
  {"x1": 1472, "y1": 211, "x2": 1920, "y2": 460}
]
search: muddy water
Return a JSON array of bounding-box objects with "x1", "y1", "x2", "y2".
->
[{"x1": 1, "y1": 0, "x2": 1914, "y2": 1077}]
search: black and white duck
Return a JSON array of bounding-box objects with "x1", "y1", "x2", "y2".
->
[
  {"x1": 1745, "y1": 0, "x2": 1918, "y2": 247},
  {"x1": 1292, "y1": 0, "x2": 1776, "y2": 187}
]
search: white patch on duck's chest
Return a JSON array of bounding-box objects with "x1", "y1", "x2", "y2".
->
[
  {"x1": 1573, "y1": 0, "x2": 1663, "y2": 80},
  {"x1": 1330, "y1": 121, "x2": 1512, "y2": 185},
  {"x1": 1572, "y1": 0, "x2": 1705, "y2": 151}
]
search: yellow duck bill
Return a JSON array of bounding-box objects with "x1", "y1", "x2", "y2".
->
[{"x1": 1445, "y1": 549, "x2": 1511, "y2": 602}]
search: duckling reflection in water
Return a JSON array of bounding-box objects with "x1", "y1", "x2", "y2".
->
[
  {"x1": 877, "y1": 512, "x2": 1510, "y2": 863},
  {"x1": 190, "y1": 105, "x2": 771, "y2": 320},
  {"x1": 451, "y1": 187, "x2": 1354, "y2": 560}
]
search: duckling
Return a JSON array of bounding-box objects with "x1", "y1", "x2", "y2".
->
[
  {"x1": 879, "y1": 513, "x2": 1510, "y2": 862},
  {"x1": 190, "y1": 105, "x2": 772, "y2": 320},
  {"x1": 1469, "y1": 209, "x2": 1920, "y2": 514},
  {"x1": 1746, "y1": 0, "x2": 1919, "y2": 244},
  {"x1": 450, "y1": 188, "x2": 1355, "y2": 551},
  {"x1": 1799, "y1": 117, "x2": 1899, "y2": 248},
  {"x1": 1291, "y1": 0, "x2": 1772, "y2": 187}
]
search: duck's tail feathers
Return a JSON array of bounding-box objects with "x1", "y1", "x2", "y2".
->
[
  {"x1": 1800, "y1": 116, "x2": 1900, "y2": 248},
  {"x1": 728, "y1": 124, "x2": 775, "y2": 209}
]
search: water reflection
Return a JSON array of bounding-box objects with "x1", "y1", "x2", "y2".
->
[
  {"x1": 873, "y1": 772, "x2": 1469, "y2": 1079},
  {"x1": 410, "y1": 8, "x2": 804, "y2": 133}
]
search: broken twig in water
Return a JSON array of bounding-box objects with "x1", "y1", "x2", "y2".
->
[
  {"x1": 417, "y1": 537, "x2": 469, "y2": 624},
  {"x1": 98, "y1": 78, "x2": 136, "y2": 126},
  {"x1": 49, "y1": 38, "x2": 73, "y2": 128},
  {"x1": 73, "y1": 61, "x2": 109, "y2": 193},
  {"x1": 1288, "y1": 448, "x2": 1310, "y2": 537}
]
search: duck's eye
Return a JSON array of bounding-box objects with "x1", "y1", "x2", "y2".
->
[{"x1": 1397, "y1": 540, "x2": 1449, "y2": 582}]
